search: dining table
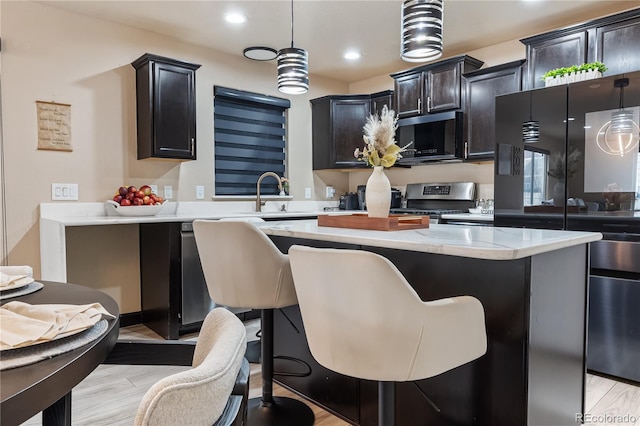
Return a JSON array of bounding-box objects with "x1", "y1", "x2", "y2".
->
[{"x1": 1, "y1": 280, "x2": 120, "y2": 426}]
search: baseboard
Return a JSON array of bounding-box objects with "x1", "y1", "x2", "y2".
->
[
  {"x1": 119, "y1": 309, "x2": 260, "y2": 330},
  {"x1": 119, "y1": 311, "x2": 142, "y2": 327}
]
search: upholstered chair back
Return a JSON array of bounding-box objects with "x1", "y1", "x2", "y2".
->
[
  {"x1": 192, "y1": 220, "x2": 297, "y2": 309},
  {"x1": 289, "y1": 245, "x2": 487, "y2": 382},
  {"x1": 134, "y1": 308, "x2": 247, "y2": 426}
]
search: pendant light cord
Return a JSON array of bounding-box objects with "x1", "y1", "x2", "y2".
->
[
  {"x1": 529, "y1": 92, "x2": 533, "y2": 121},
  {"x1": 290, "y1": 0, "x2": 295, "y2": 48}
]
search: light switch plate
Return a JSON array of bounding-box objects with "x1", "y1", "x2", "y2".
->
[
  {"x1": 196, "y1": 185, "x2": 205, "y2": 199},
  {"x1": 164, "y1": 185, "x2": 173, "y2": 199},
  {"x1": 51, "y1": 183, "x2": 78, "y2": 201},
  {"x1": 150, "y1": 185, "x2": 158, "y2": 194},
  {"x1": 305, "y1": 187, "x2": 312, "y2": 199}
]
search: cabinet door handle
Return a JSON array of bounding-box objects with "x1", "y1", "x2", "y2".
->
[
  {"x1": 191, "y1": 138, "x2": 195, "y2": 155},
  {"x1": 464, "y1": 141, "x2": 469, "y2": 159},
  {"x1": 427, "y1": 96, "x2": 432, "y2": 113},
  {"x1": 417, "y1": 98, "x2": 422, "y2": 114}
]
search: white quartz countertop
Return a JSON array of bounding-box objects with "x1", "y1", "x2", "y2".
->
[
  {"x1": 257, "y1": 219, "x2": 601, "y2": 260},
  {"x1": 39, "y1": 201, "x2": 343, "y2": 226},
  {"x1": 440, "y1": 213, "x2": 493, "y2": 222}
]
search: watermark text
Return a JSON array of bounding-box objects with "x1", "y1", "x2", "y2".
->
[{"x1": 576, "y1": 413, "x2": 639, "y2": 424}]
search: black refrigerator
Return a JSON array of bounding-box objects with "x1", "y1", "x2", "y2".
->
[{"x1": 494, "y1": 70, "x2": 640, "y2": 383}]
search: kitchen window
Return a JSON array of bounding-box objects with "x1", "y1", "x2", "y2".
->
[{"x1": 213, "y1": 86, "x2": 291, "y2": 196}]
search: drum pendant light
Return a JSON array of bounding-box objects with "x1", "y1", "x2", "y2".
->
[
  {"x1": 401, "y1": 0, "x2": 443, "y2": 62},
  {"x1": 523, "y1": 91, "x2": 540, "y2": 143},
  {"x1": 277, "y1": 0, "x2": 308, "y2": 94}
]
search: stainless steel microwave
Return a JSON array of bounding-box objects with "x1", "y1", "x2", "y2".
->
[{"x1": 396, "y1": 111, "x2": 463, "y2": 163}]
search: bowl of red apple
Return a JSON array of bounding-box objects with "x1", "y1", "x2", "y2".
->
[{"x1": 106, "y1": 185, "x2": 166, "y2": 216}]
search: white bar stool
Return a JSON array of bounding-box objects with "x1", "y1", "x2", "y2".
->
[
  {"x1": 289, "y1": 245, "x2": 487, "y2": 426},
  {"x1": 193, "y1": 220, "x2": 314, "y2": 426}
]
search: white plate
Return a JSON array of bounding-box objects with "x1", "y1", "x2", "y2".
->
[
  {"x1": 105, "y1": 200, "x2": 166, "y2": 217},
  {"x1": 0, "y1": 275, "x2": 35, "y2": 292}
]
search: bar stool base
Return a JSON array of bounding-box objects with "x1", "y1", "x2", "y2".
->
[{"x1": 247, "y1": 396, "x2": 314, "y2": 426}]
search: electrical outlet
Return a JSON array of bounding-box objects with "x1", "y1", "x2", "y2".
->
[
  {"x1": 51, "y1": 183, "x2": 78, "y2": 201},
  {"x1": 164, "y1": 185, "x2": 173, "y2": 199},
  {"x1": 196, "y1": 185, "x2": 205, "y2": 200},
  {"x1": 150, "y1": 185, "x2": 158, "y2": 194},
  {"x1": 325, "y1": 186, "x2": 335, "y2": 199},
  {"x1": 305, "y1": 187, "x2": 312, "y2": 199}
]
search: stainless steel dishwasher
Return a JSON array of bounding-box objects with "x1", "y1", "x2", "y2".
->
[
  {"x1": 180, "y1": 222, "x2": 216, "y2": 326},
  {"x1": 587, "y1": 234, "x2": 640, "y2": 383}
]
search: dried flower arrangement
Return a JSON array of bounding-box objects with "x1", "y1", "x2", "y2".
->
[
  {"x1": 548, "y1": 147, "x2": 582, "y2": 179},
  {"x1": 354, "y1": 106, "x2": 411, "y2": 168}
]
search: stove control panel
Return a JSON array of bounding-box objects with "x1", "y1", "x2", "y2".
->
[
  {"x1": 423, "y1": 185, "x2": 450, "y2": 195},
  {"x1": 405, "y1": 182, "x2": 475, "y2": 201}
]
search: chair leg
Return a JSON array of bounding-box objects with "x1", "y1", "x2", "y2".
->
[
  {"x1": 246, "y1": 309, "x2": 315, "y2": 426},
  {"x1": 379, "y1": 381, "x2": 395, "y2": 426}
]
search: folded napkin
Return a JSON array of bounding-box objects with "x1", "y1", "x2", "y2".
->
[
  {"x1": 0, "y1": 273, "x2": 34, "y2": 290},
  {"x1": 0, "y1": 265, "x2": 35, "y2": 290},
  {"x1": 0, "y1": 265, "x2": 33, "y2": 278},
  {"x1": 0, "y1": 301, "x2": 115, "y2": 350}
]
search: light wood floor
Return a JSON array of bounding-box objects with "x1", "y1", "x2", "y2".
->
[{"x1": 21, "y1": 320, "x2": 640, "y2": 426}]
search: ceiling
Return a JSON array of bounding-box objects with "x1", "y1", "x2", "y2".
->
[{"x1": 41, "y1": 0, "x2": 639, "y2": 83}]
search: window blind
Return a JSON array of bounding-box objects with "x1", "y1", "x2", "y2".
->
[{"x1": 214, "y1": 86, "x2": 291, "y2": 196}]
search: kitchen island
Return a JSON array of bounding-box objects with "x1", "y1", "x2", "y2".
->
[{"x1": 257, "y1": 219, "x2": 601, "y2": 426}]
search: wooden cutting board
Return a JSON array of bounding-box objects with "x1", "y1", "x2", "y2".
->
[{"x1": 317, "y1": 213, "x2": 430, "y2": 231}]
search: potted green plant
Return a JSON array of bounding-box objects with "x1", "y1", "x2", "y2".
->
[{"x1": 542, "y1": 62, "x2": 607, "y2": 87}]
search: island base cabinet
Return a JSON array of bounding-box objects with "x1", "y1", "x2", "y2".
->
[
  {"x1": 271, "y1": 236, "x2": 588, "y2": 426},
  {"x1": 139, "y1": 222, "x2": 182, "y2": 340}
]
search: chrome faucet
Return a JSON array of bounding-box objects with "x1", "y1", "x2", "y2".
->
[{"x1": 256, "y1": 172, "x2": 283, "y2": 212}]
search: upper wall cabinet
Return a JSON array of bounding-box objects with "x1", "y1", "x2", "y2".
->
[
  {"x1": 521, "y1": 9, "x2": 640, "y2": 89},
  {"x1": 131, "y1": 53, "x2": 201, "y2": 160},
  {"x1": 596, "y1": 14, "x2": 640, "y2": 76},
  {"x1": 463, "y1": 60, "x2": 525, "y2": 160},
  {"x1": 391, "y1": 55, "x2": 484, "y2": 118},
  {"x1": 311, "y1": 95, "x2": 371, "y2": 170},
  {"x1": 370, "y1": 90, "x2": 394, "y2": 117},
  {"x1": 310, "y1": 91, "x2": 393, "y2": 170}
]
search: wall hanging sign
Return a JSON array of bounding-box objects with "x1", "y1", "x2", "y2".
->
[{"x1": 36, "y1": 100, "x2": 72, "y2": 151}]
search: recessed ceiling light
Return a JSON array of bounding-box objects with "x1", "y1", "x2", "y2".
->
[
  {"x1": 225, "y1": 13, "x2": 246, "y2": 24},
  {"x1": 344, "y1": 51, "x2": 361, "y2": 60}
]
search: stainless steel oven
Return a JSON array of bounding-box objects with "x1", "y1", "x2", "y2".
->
[{"x1": 390, "y1": 181, "x2": 476, "y2": 222}]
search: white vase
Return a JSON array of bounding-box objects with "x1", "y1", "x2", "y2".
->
[{"x1": 365, "y1": 166, "x2": 391, "y2": 218}]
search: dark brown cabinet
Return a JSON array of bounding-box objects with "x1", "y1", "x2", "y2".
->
[
  {"x1": 311, "y1": 95, "x2": 371, "y2": 170},
  {"x1": 463, "y1": 60, "x2": 524, "y2": 160},
  {"x1": 521, "y1": 9, "x2": 640, "y2": 89},
  {"x1": 522, "y1": 32, "x2": 588, "y2": 90},
  {"x1": 596, "y1": 14, "x2": 640, "y2": 76},
  {"x1": 394, "y1": 72, "x2": 423, "y2": 118},
  {"x1": 132, "y1": 53, "x2": 201, "y2": 160},
  {"x1": 370, "y1": 90, "x2": 394, "y2": 116},
  {"x1": 391, "y1": 55, "x2": 483, "y2": 118}
]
